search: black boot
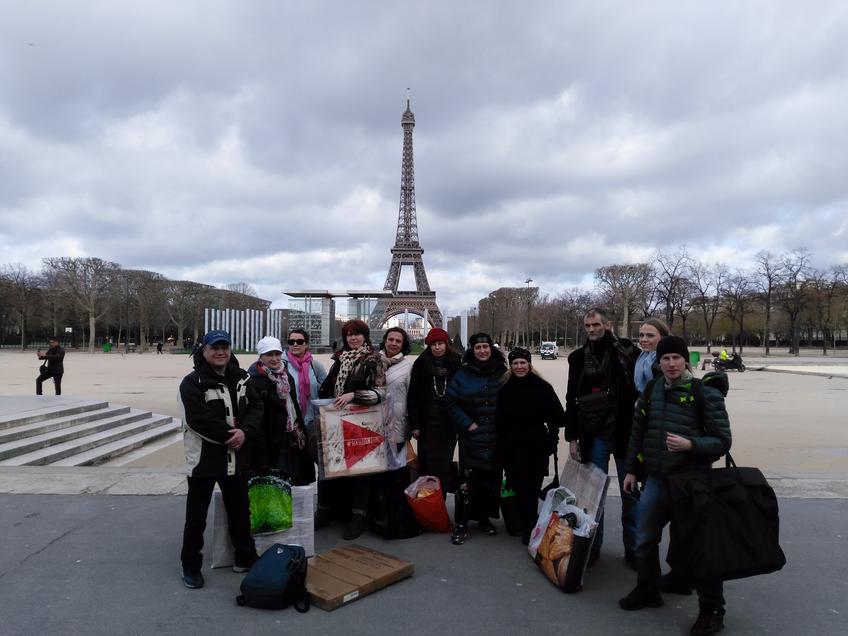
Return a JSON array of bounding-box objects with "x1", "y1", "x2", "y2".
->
[
  {"x1": 619, "y1": 584, "x2": 664, "y2": 611},
  {"x1": 690, "y1": 606, "x2": 724, "y2": 635}
]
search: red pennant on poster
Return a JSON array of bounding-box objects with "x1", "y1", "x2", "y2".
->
[{"x1": 342, "y1": 418, "x2": 385, "y2": 469}]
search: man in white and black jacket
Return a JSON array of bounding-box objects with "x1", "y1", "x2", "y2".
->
[{"x1": 178, "y1": 329, "x2": 263, "y2": 589}]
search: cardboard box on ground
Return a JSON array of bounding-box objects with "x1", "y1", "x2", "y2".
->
[
  {"x1": 210, "y1": 482, "x2": 316, "y2": 565},
  {"x1": 305, "y1": 544, "x2": 414, "y2": 611},
  {"x1": 528, "y1": 458, "x2": 610, "y2": 592}
]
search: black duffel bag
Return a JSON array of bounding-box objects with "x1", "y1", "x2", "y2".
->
[{"x1": 666, "y1": 453, "x2": 786, "y2": 584}]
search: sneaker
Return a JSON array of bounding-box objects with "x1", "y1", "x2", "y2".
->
[
  {"x1": 478, "y1": 519, "x2": 497, "y2": 536},
  {"x1": 450, "y1": 524, "x2": 467, "y2": 545},
  {"x1": 690, "y1": 607, "x2": 725, "y2": 635},
  {"x1": 618, "y1": 584, "x2": 664, "y2": 611},
  {"x1": 660, "y1": 572, "x2": 693, "y2": 595},
  {"x1": 182, "y1": 569, "x2": 204, "y2": 589},
  {"x1": 342, "y1": 513, "x2": 367, "y2": 540}
]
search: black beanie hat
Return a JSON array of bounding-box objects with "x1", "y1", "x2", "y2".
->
[
  {"x1": 508, "y1": 347, "x2": 532, "y2": 364},
  {"x1": 468, "y1": 332, "x2": 493, "y2": 347},
  {"x1": 656, "y1": 335, "x2": 690, "y2": 361}
]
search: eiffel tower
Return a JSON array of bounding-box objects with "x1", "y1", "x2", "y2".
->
[{"x1": 369, "y1": 98, "x2": 443, "y2": 329}]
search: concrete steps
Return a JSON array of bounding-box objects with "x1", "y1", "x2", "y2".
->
[{"x1": 0, "y1": 397, "x2": 180, "y2": 467}]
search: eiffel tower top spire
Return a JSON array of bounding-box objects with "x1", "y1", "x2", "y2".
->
[{"x1": 393, "y1": 95, "x2": 420, "y2": 250}]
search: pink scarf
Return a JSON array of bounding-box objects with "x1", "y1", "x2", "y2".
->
[{"x1": 286, "y1": 350, "x2": 313, "y2": 416}]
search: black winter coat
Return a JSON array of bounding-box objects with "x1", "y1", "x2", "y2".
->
[
  {"x1": 247, "y1": 361, "x2": 314, "y2": 485},
  {"x1": 564, "y1": 332, "x2": 638, "y2": 459},
  {"x1": 446, "y1": 355, "x2": 507, "y2": 471},
  {"x1": 318, "y1": 348, "x2": 386, "y2": 404},
  {"x1": 407, "y1": 348, "x2": 462, "y2": 435},
  {"x1": 41, "y1": 345, "x2": 65, "y2": 375},
  {"x1": 496, "y1": 372, "x2": 566, "y2": 486}
]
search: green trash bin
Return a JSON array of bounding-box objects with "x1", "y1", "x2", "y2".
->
[
  {"x1": 103, "y1": 342, "x2": 112, "y2": 353},
  {"x1": 689, "y1": 351, "x2": 700, "y2": 365}
]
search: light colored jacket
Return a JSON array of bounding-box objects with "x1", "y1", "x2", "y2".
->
[{"x1": 383, "y1": 353, "x2": 414, "y2": 444}]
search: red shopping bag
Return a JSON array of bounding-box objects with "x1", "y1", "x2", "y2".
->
[{"x1": 404, "y1": 476, "x2": 453, "y2": 533}]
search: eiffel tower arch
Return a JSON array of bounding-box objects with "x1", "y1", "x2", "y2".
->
[{"x1": 369, "y1": 98, "x2": 443, "y2": 330}]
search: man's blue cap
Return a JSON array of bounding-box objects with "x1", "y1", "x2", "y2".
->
[{"x1": 202, "y1": 330, "x2": 232, "y2": 346}]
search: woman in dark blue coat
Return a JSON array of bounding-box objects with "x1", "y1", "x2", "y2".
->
[{"x1": 445, "y1": 333, "x2": 507, "y2": 545}]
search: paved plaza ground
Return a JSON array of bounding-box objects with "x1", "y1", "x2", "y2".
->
[{"x1": 1, "y1": 347, "x2": 847, "y2": 634}]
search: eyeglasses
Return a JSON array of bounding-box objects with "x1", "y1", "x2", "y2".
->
[{"x1": 287, "y1": 339, "x2": 306, "y2": 346}]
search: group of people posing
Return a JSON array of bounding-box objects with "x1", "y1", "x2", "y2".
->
[{"x1": 178, "y1": 307, "x2": 731, "y2": 636}]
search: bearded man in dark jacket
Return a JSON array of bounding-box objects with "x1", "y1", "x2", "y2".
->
[
  {"x1": 564, "y1": 308, "x2": 639, "y2": 566},
  {"x1": 178, "y1": 330, "x2": 263, "y2": 589}
]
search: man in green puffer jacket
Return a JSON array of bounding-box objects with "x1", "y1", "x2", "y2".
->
[{"x1": 619, "y1": 336, "x2": 731, "y2": 636}]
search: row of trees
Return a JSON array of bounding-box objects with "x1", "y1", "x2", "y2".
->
[
  {"x1": 473, "y1": 248, "x2": 848, "y2": 355},
  {"x1": 0, "y1": 258, "x2": 268, "y2": 353}
]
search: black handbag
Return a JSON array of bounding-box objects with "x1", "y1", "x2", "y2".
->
[
  {"x1": 666, "y1": 453, "x2": 786, "y2": 584},
  {"x1": 576, "y1": 390, "x2": 614, "y2": 434}
]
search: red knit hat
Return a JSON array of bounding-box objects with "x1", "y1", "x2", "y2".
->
[{"x1": 425, "y1": 328, "x2": 450, "y2": 345}]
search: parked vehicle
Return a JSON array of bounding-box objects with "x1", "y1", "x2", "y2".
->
[{"x1": 539, "y1": 342, "x2": 558, "y2": 360}]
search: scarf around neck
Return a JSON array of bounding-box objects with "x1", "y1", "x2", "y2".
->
[
  {"x1": 286, "y1": 350, "x2": 313, "y2": 416},
  {"x1": 256, "y1": 361, "x2": 298, "y2": 437},
  {"x1": 334, "y1": 344, "x2": 371, "y2": 397}
]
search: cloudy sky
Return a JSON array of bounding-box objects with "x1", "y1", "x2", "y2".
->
[{"x1": 2, "y1": 2, "x2": 847, "y2": 317}]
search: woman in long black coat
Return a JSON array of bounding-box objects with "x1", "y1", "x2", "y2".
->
[
  {"x1": 407, "y1": 328, "x2": 462, "y2": 497},
  {"x1": 496, "y1": 348, "x2": 565, "y2": 543}
]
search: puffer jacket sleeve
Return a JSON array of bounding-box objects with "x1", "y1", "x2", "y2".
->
[
  {"x1": 445, "y1": 370, "x2": 473, "y2": 432},
  {"x1": 625, "y1": 390, "x2": 649, "y2": 474},
  {"x1": 689, "y1": 384, "x2": 731, "y2": 459}
]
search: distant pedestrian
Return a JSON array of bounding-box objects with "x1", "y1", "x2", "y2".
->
[
  {"x1": 178, "y1": 329, "x2": 263, "y2": 589},
  {"x1": 36, "y1": 337, "x2": 65, "y2": 396},
  {"x1": 156, "y1": 341, "x2": 164, "y2": 354}
]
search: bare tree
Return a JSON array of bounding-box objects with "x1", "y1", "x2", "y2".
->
[
  {"x1": 0, "y1": 264, "x2": 43, "y2": 349},
  {"x1": 753, "y1": 251, "x2": 783, "y2": 356},
  {"x1": 43, "y1": 257, "x2": 120, "y2": 353},
  {"x1": 125, "y1": 270, "x2": 166, "y2": 352},
  {"x1": 654, "y1": 249, "x2": 691, "y2": 329},
  {"x1": 224, "y1": 282, "x2": 258, "y2": 297},
  {"x1": 165, "y1": 280, "x2": 211, "y2": 349},
  {"x1": 721, "y1": 272, "x2": 755, "y2": 353},
  {"x1": 774, "y1": 248, "x2": 812, "y2": 356},
  {"x1": 808, "y1": 268, "x2": 841, "y2": 355},
  {"x1": 594, "y1": 263, "x2": 653, "y2": 339},
  {"x1": 688, "y1": 261, "x2": 728, "y2": 352}
]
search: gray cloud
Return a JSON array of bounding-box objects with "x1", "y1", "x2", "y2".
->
[{"x1": 1, "y1": 1, "x2": 846, "y2": 317}]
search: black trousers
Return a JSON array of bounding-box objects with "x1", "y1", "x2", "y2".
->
[
  {"x1": 36, "y1": 372, "x2": 62, "y2": 395},
  {"x1": 180, "y1": 474, "x2": 256, "y2": 570}
]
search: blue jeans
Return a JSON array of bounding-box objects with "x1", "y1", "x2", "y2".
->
[
  {"x1": 588, "y1": 437, "x2": 638, "y2": 556},
  {"x1": 635, "y1": 476, "x2": 724, "y2": 609}
]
